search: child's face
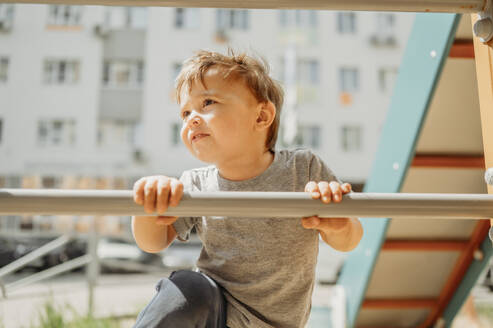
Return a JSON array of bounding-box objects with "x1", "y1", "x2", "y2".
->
[{"x1": 179, "y1": 67, "x2": 261, "y2": 164}]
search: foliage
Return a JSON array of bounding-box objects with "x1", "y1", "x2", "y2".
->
[{"x1": 29, "y1": 300, "x2": 121, "y2": 328}]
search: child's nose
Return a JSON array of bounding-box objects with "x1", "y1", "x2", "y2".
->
[{"x1": 188, "y1": 112, "x2": 202, "y2": 127}]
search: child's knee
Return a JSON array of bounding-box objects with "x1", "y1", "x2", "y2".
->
[{"x1": 168, "y1": 270, "x2": 223, "y2": 303}]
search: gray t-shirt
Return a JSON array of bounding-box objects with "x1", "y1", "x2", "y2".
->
[{"x1": 173, "y1": 148, "x2": 339, "y2": 328}]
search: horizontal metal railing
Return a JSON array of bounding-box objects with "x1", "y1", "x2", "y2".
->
[
  {"x1": 1, "y1": 188, "x2": 492, "y2": 220},
  {"x1": 0, "y1": 0, "x2": 486, "y2": 13},
  {"x1": 0, "y1": 234, "x2": 73, "y2": 279},
  {"x1": 4, "y1": 254, "x2": 93, "y2": 294}
]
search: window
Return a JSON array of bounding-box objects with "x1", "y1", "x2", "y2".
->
[
  {"x1": 103, "y1": 60, "x2": 144, "y2": 87},
  {"x1": 3, "y1": 175, "x2": 21, "y2": 188},
  {"x1": 299, "y1": 59, "x2": 319, "y2": 85},
  {"x1": 279, "y1": 58, "x2": 319, "y2": 103},
  {"x1": 0, "y1": 4, "x2": 14, "y2": 29},
  {"x1": 104, "y1": 7, "x2": 148, "y2": 29},
  {"x1": 0, "y1": 57, "x2": 8, "y2": 82},
  {"x1": 337, "y1": 12, "x2": 356, "y2": 34},
  {"x1": 47, "y1": 5, "x2": 82, "y2": 26},
  {"x1": 37, "y1": 119, "x2": 76, "y2": 147},
  {"x1": 171, "y1": 122, "x2": 181, "y2": 146},
  {"x1": 41, "y1": 176, "x2": 61, "y2": 189},
  {"x1": 341, "y1": 125, "x2": 362, "y2": 152},
  {"x1": 293, "y1": 124, "x2": 321, "y2": 149},
  {"x1": 378, "y1": 67, "x2": 398, "y2": 93},
  {"x1": 370, "y1": 13, "x2": 397, "y2": 46},
  {"x1": 97, "y1": 120, "x2": 136, "y2": 147},
  {"x1": 43, "y1": 59, "x2": 80, "y2": 84},
  {"x1": 279, "y1": 10, "x2": 317, "y2": 28},
  {"x1": 217, "y1": 9, "x2": 249, "y2": 30},
  {"x1": 376, "y1": 13, "x2": 395, "y2": 34},
  {"x1": 174, "y1": 8, "x2": 199, "y2": 29},
  {"x1": 339, "y1": 67, "x2": 359, "y2": 92},
  {"x1": 279, "y1": 58, "x2": 319, "y2": 84}
]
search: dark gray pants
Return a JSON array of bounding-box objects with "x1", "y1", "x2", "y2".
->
[{"x1": 133, "y1": 270, "x2": 227, "y2": 328}]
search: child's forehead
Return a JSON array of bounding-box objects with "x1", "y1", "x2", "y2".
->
[{"x1": 181, "y1": 68, "x2": 248, "y2": 99}]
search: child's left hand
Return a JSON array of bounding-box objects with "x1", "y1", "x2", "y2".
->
[{"x1": 302, "y1": 181, "x2": 352, "y2": 234}]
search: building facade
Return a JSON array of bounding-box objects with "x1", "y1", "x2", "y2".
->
[{"x1": 0, "y1": 4, "x2": 414, "y2": 235}]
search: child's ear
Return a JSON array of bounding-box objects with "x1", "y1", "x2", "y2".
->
[{"x1": 255, "y1": 101, "x2": 276, "y2": 130}]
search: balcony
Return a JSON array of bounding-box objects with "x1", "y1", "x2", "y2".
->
[{"x1": 99, "y1": 88, "x2": 142, "y2": 121}]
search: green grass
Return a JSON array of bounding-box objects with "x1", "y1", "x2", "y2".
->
[
  {"x1": 476, "y1": 303, "x2": 493, "y2": 323},
  {"x1": 28, "y1": 300, "x2": 123, "y2": 328}
]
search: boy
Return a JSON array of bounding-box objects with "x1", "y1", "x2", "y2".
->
[{"x1": 132, "y1": 50, "x2": 363, "y2": 328}]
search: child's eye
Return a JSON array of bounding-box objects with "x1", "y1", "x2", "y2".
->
[
  {"x1": 181, "y1": 111, "x2": 190, "y2": 119},
  {"x1": 203, "y1": 99, "x2": 216, "y2": 107}
]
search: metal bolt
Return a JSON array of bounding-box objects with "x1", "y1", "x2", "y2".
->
[
  {"x1": 393, "y1": 162, "x2": 399, "y2": 171},
  {"x1": 434, "y1": 317, "x2": 445, "y2": 328},
  {"x1": 485, "y1": 168, "x2": 493, "y2": 186},
  {"x1": 430, "y1": 50, "x2": 437, "y2": 58},
  {"x1": 473, "y1": 18, "x2": 493, "y2": 42},
  {"x1": 473, "y1": 249, "x2": 484, "y2": 261}
]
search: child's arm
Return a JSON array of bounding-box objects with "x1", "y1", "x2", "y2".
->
[
  {"x1": 302, "y1": 181, "x2": 363, "y2": 252},
  {"x1": 131, "y1": 216, "x2": 177, "y2": 253},
  {"x1": 131, "y1": 176, "x2": 183, "y2": 253}
]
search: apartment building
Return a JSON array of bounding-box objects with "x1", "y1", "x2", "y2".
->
[{"x1": 0, "y1": 4, "x2": 414, "y2": 235}]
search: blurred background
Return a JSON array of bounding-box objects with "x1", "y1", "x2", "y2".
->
[{"x1": 0, "y1": 4, "x2": 491, "y2": 328}]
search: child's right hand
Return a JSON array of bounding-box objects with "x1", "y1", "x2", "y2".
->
[{"x1": 133, "y1": 175, "x2": 184, "y2": 225}]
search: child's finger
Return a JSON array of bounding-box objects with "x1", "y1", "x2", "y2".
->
[
  {"x1": 317, "y1": 181, "x2": 331, "y2": 203},
  {"x1": 169, "y1": 179, "x2": 184, "y2": 207},
  {"x1": 156, "y1": 216, "x2": 177, "y2": 225},
  {"x1": 133, "y1": 178, "x2": 146, "y2": 205},
  {"x1": 329, "y1": 181, "x2": 342, "y2": 202},
  {"x1": 302, "y1": 216, "x2": 320, "y2": 229},
  {"x1": 143, "y1": 178, "x2": 158, "y2": 214},
  {"x1": 156, "y1": 178, "x2": 171, "y2": 214},
  {"x1": 305, "y1": 181, "x2": 320, "y2": 199},
  {"x1": 342, "y1": 183, "x2": 352, "y2": 194}
]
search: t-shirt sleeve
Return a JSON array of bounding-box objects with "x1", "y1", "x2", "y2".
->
[
  {"x1": 172, "y1": 170, "x2": 197, "y2": 242},
  {"x1": 308, "y1": 151, "x2": 342, "y2": 184}
]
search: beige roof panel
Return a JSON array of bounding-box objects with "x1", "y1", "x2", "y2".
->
[
  {"x1": 415, "y1": 58, "x2": 483, "y2": 154},
  {"x1": 386, "y1": 217, "x2": 477, "y2": 239},
  {"x1": 455, "y1": 14, "x2": 473, "y2": 40},
  {"x1": 356, "y1": 308, "x2": 430, "y2": 328},
  {"x1": 365, "y1": 251, "x2": 459, "y2": 298},
  {"x1": 401, "y1": 168, "x2": 487, "y2": 193}
]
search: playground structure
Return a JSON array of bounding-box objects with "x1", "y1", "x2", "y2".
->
[{"x1": 1, "y1": 0, "x2": 493, "y2": 327}]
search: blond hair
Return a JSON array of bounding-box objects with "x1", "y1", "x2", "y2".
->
[{"x1": 175, "y1": 50, "x2": 284, "y2": 151}]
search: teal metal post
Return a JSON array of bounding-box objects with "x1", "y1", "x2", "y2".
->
[{"x1": 336, "y1": 13, "x2": 460, "y2": 327}]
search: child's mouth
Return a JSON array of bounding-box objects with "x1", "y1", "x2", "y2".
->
[{"x1": 192, "y1": 133, "x2": 209, "y2": 142}]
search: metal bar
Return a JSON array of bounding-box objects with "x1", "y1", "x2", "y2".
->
[
  {"x1": 441, "y1": 222, "x2": 493, "y2": 323},
  {"x1": 449, "y1": 40, "x2": 476, "y2": 58},
  {"x1": 412, "y1": 154, "x2": 484, "y2": 168},
  {"x1": 87, "y1": 216, "x2": 99, "y2": 316},
  {"x1": 336, "y1": 13, "x2": 460, "y2": 328},
  {"x1": 4, "y1": 254, "x2": 93, "y2": 295},
  {"x1": 472, "y1": 10, "x2": 493, "y2": 235},
  {"x1": 382, "y1": 240, "x2": 469, "y2": 251},
  {"x1": 362, "y1": 298, "x2": 437, "y2": 309},
  {"x1": 423, "y1": 220, "x2": 490, "y2": 326},
  {"x1": 0, "y1": 0, "x2": 486, "y2": 13},
  {"x1": 0, "y1": 188, "x2": 493, "y2": 219},
  {"x1": 0, "y1": 234, "x2": 72, "y2": 278}
]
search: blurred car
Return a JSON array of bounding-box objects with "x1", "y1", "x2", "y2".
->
[{"x1": 0, "y1": 236, "x2": 163, "y2": 274}]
